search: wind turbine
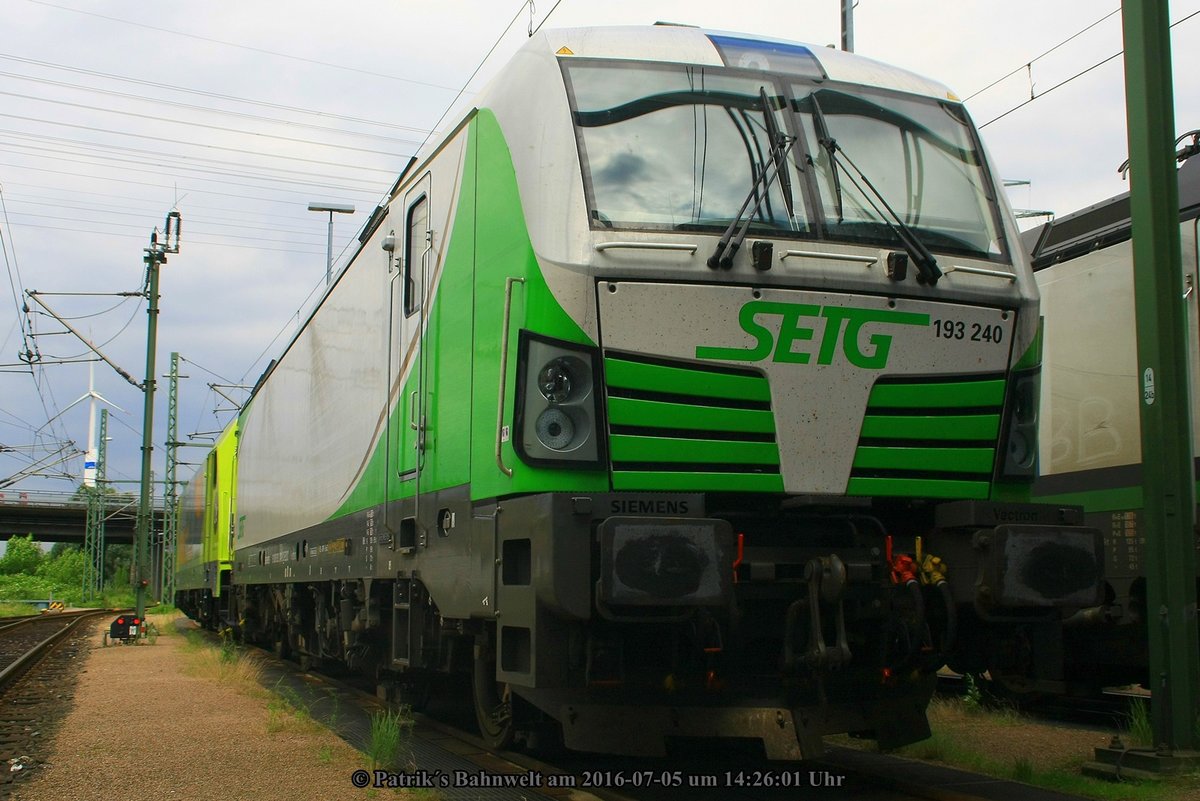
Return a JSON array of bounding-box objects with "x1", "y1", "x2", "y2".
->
[{"x1": 43, "y1": 361, "x2": 124, "y2": 487}]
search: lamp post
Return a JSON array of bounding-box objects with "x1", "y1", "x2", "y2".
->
[{"x1": 308, "y1": 202, "x2": 355, "y2": 286}]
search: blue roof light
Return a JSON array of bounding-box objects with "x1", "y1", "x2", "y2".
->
[{"x1": 707, "y1": 35, "x2": 826, "y2": 79}]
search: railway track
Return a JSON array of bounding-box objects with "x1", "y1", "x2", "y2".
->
[
  {"x1": 0, "y1": 609, "x2": 114, "y2": 793},
  {"x1": 0, "y1": 610, "x2": 112, "y2": 694},
  {"x1": 208, "y1": 623, "x2": 1062, "y2": 801}
]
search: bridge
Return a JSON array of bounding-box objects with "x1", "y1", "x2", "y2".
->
[{"x1": 0, "y1": 489, "x2": 165, "y2": 543}]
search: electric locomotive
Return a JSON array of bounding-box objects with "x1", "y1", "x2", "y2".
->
[
  {"x1": 179, "y1": 25, "x2": 1103, "y2": 759},
  {"x1": 1024, "y1": 145, "x2": 1200, "y2": 694}
]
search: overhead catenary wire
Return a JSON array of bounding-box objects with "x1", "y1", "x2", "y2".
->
[
  {"x1": 0, "y1": 132, "x2": 388, "y2": 193},
  {"x1": 0, "y1": 88, "x2": 423, "y2": 157},
  {"x1": 0, "y1": 69, "x2": 430, "y2": 146},
  {"x1": 411, "y1": 1, "x2": 540, "y2": 159},
  {"x1": 239, "y1": 0, "x2": 575, "y2": 392},
  {"x1": 6, "y1": 198, "x2": 335, "y2": 240},
  {"x1": 0, "y1": 154, "x2": 380, "y2": 205},
  {"x1": 2, "y1": 221, "x2": 325, "y2": 257},
  {"x1": 0, "y1": 52, "x2": 437, "y2": 137},
  {"x1": 2, "y1": 182, "x2": 347, "y2": 228},
  {"x1": 0, "y1": 111, "x2": 404, "y2": 175},
  {"x1": 979, "y1": 7, "x2": 1200, "y2": 129},
  {"x1": 22, "y1": 0, "x2": 461, "y2": 92},
  {"x1": 964, "y1": 8, "x2": 1120, "y2": 101}
]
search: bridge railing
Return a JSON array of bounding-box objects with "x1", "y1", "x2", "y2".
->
[{"x1": 0, "y1": 489, "x2": 159, "y2": 514}]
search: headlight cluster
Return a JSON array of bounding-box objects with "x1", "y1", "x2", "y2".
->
[
  {"x1": 514, "y1": 332, "x2": 604, "y2": 467},
  {"x1": 999, "y1": 367, "x2": 1040, "y2": 480}
]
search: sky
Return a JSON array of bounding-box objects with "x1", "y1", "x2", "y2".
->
[{"x1": 1, "y1": 0, "x2": 1197, "y2": 500}]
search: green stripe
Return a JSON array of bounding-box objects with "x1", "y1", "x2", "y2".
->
[
  {"x1": 1031, "y1": 485, "x2": 1143, "y2": 512},
  {"x1": 867, "y1": 379, "x2": 1005, "y2": 409},
  {"x1": 606, "y1": 358, "x2": 770, "y2": 402},
  {"x1": 611, "y1": 434, "x2": 779, "y2": 465},
  {"x1": 853, "y1": 446, "x2": 994, "y2": 473},
  {"x1": 1014, "y1": 319, "x2": 1043, "y2": 370},
  {"x1": 608, "y1": 397, "x2": 776, "y2": 434},
  {"x1": 860, "y1": 414, "x2": 1000, "y2": 440},
  {"x1": 612, "y1": 471, "x2": 784, "y2": 492},
  {"x1": 847, "y1": 476, "x2": 990, "y2": 499}
]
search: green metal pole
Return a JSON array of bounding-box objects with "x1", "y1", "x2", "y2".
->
[
  {"x1": 134, "y1": 246, "x2": 164, "y2": 621},
  {"x1": 161, "y1": 352, "x2": 180, "y2": 605},
  {"x1": 1122, "y1": 0, "x2": 1200, "y2": 752}
]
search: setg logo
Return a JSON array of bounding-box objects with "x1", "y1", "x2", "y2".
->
[{"x1": 696, "y1": 301, "x2": 929, "y2": 369}]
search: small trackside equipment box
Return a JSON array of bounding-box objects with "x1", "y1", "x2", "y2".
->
[{"x1": 108, "y1": 615, "x2": 141, "y2": 642}]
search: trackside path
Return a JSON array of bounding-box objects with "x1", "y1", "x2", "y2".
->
[{"x1": 10, "y1": 619, "x2": 367, "y2": 801}]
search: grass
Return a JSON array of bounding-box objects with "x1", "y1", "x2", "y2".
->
[
  {"x1": 1126, "y1": 697, "x2": 1154, "y2": 748},
  {"x1": 179, "y1": 629, "x2": 265, "y2": 695},
  {"x1": 0, "y1": 601, "x2": 37, "y2": 617},
  {"x1": 265, "y1": 680, "x2": 324, "y2": 736},
  {"x1": 885, "y1": 697, "x2": 1200, "y2": 801},
  {"x1": 366, "y1": 707, "x2": 412, "y2": 771}
]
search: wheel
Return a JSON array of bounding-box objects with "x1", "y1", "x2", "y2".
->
[{"x1": 472, "y1": 634, "x2": 513, "y2": 749}]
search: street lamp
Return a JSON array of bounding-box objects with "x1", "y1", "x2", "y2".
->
[{"x1": 307, "y1": 202, "x2": 355, "y2": 286}]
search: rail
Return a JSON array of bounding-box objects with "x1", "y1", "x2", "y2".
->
[{"x1": 0, "y1": 609, "x2": 113, "y2": 693}]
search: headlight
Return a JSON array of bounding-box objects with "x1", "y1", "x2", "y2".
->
[
  {"x1": 998, "y1": 367, "x2": 1040, "y2": 479},
  {"x1": 536, "y1": 407, "x2": 576, "y2": 450},
  {"x1": 538, "y1": 358, "x2": 578, "y2": 403},
  {"x1": 514, "y1": 332, "x2": 604, "y2": 468}
]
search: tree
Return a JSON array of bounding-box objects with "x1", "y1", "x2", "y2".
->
[{"x1": 0, "y1": 535, "x2": 44, "y2": 575}]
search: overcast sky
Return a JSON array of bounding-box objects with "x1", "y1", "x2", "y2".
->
[{"x1": 1, "y1": 0, "x2": 1197, "y2": 500}]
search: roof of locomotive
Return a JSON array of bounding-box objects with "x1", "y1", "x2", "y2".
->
[
  {"x1": 1023, "y1": 154, "x2": 1200, "y2": 270},
  {"x1": 523, "y1": 25, "x2": 960, "y2": 102},
  {"x1": 374, "y1": 24, "x2": 962, "y2": 212}
]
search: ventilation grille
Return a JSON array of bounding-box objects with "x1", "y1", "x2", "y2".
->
[
  {"x1": 847, "y1": 375, "x2": 1005, "y2": 500},
  {"x1": 603, "y1": 353, "x2": 782, "y2": 492}
]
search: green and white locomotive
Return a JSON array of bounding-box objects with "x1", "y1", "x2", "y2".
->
[{"x1": 179, "y1": 25, "x2": 1103, "y2": 758}]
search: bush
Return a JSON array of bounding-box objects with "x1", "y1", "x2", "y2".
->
[
  {"x1": 0, "y1": 573, "x2": 58, "y2": 601},
  {"x1": 0, "y1": 535, "x2": 43, "y2": 576}
]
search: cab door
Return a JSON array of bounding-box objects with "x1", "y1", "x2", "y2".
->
[{"x1": 389, "y1": 175, "x2": 432, "y2": 512}]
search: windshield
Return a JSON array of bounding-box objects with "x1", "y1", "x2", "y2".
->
[
  {"x1": 563, "y1": 60, "x2": 1007, "y2": 261},
  {"x1": 565, "y1": 62, "x2": 804, "y2": 235}
]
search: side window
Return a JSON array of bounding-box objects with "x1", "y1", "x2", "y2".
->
[{"x1": 404, "y1": 196, "x2": 428, "y2": 317}]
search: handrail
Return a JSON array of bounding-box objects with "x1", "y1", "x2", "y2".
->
[
  {"x1": 942, "y1": 264, "x2": 1016, "y2": 282},
  {"x1": 594, "y1": 242, "x2": 698, "y2": 254},
  {"x1": 495, "y1": 277, "x2": 525, "y2": 478},
  {"x1": 779, "y1": 250, "x2": 878, "y2": 266}
]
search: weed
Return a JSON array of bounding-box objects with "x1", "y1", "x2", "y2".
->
[
  {"x1": 218, "y1": 627, "x2": 238, "y2": 664},
  {"x1": 367, "y1": 708, "x2": 412, "y2": 771},
  {"x1": 1011, "y1": 757, "x2": 1034, "y2": 783},
  {"x1": 265, "y1": 683, "x2": 320, "y2": 735},
  {"x1": 318, "y1": 744, "x2": 333, "y2": 764},
  {"x1": 180, "y1": 630, "x2": 264, "y2": 693},
  {"x1": 962, "y1": 673, "x2": 984, "y2": 712},
  {"x1": 1126, "y1": 697, "x2": 1153, "y2": 748}
]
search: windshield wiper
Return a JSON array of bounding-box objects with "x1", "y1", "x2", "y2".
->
[
  {"x1": 707, "y1": 87, "x2": 794, "y2": 270},
  {"x1": 808, "y1": 95, "x2": 844, "y2": 222},
  {"x1": 808, "y1": 97, "x2": 942, "y2": 285}
]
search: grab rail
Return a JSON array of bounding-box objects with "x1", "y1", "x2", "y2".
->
[{"x1": 495, "y1": 276, "x2": 525, "y2": 478}]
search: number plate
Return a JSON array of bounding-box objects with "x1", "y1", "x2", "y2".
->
[{"x1": 128, "y1": 626, "x2": 137, "y2": 636}]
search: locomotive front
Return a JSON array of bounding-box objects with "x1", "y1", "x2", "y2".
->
[{"x1": 482, "y1": 27, "x2": 1104, "y2": 757}]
